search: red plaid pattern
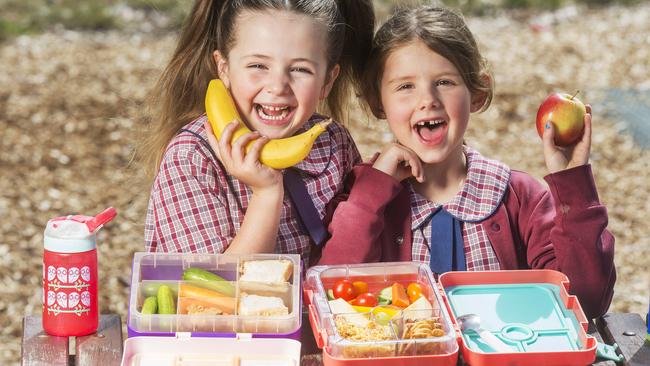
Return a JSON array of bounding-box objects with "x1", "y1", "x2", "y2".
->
[
  {"x1": 144, "y1": 114, "x2": 361, "y2": 256},
  {"x1": 410, "y1": 146, "x2": 510, "y2": 270}
]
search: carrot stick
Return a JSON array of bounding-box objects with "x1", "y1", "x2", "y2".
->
[
  {"x1": 179, "y1": 283, "x2": 228, "y2": 299},
  {"x1": 392, "y1": 283, "x2": 410, "y2": 308}
]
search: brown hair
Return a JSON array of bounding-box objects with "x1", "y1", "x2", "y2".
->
[
  {"x1": 139, "y1": 0, "x2": 375, "y2": 177},
  {"x1": 362, "y1": 5, "x2": 493, "y2": 118}
]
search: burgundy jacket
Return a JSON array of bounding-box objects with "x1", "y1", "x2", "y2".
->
[{"x1": 312, "y1": 163, "x2": 616, "y2": 319}]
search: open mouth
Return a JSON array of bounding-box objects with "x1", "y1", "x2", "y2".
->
[
  {"x1": 255, "y1": 104, "x2": 294, "y2": 125},
  {"x1": 414, "y1": 119, "x2": 448, "y2": 144}
]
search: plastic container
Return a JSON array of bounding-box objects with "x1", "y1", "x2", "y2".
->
[
  {"x1": 305, "y1": 264, "x2": 597, "y2": 366},
  {"x1": 304, "y1": 262, "x2": 459, "y2": 366},
  {"x1": 439, "y1": 270, "x2": 597, "y2": 366},
  {"x1": 121, "y1": 336, "x2": 301, "y2": 366},
  {"x1": 127, "y1": 252, "x2": 302, "y2": 339}
]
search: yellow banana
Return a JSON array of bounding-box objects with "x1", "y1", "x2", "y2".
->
[{"x1": 205, "y1": 79, "x2": 331, "y2": 169}]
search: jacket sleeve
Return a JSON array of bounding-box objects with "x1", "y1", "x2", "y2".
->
[
  {"x1": 312, "y1": 164, "x2": 403, "y2": 265},
  {"x1": 516, "y1": 164, "x2": 616, "y2": 318}
]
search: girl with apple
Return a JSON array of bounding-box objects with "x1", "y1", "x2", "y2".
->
[{"x1": 313, "y1": 5, "x2": 615, "y2": 319}]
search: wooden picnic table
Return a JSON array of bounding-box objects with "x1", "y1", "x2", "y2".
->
[
  {"x1": 22, "y1": 314, "x2": 123, "y2": 366},
  {"x1": 22, "y1": 311, "x2": 648, "y2": 366}
]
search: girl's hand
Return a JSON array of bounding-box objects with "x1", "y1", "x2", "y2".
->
[
  {"x1": 543, "y1": 105, "x2": 592, "y2": 174},
  {"x1": 372, "y1": 142, "x2": 425, "y2": 183},
  {"x1": 204, "y1": 120, "x2": 283, "y2": 194}
]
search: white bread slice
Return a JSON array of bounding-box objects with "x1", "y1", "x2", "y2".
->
[
  {"x1": 238, "y1": 280, "x2": 291, "y2": 304},
  {"x1": 329, "y1": 298, "x2": 369, "y2": 327},
  {"x1": 238, "y1": 293, "x2": 289, "y2": 317},
  {"x1": 240, "y1": 259, "x2": 292, "y2": 283},
  {"x1": 402, "y1": 296, "x2": 433, "y2": 321}
]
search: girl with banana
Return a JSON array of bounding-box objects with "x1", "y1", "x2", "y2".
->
[{"x1": 141, "y1": 1, "x2": 374, "y2": 256}]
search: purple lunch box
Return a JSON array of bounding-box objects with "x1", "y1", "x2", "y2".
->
[{"x1": 126, "y1": 252, "x2": 302, "y2": 340}]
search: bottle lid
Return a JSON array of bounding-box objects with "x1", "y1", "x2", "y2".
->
[{"x1": 44, "y1": 216, "x2": 96, "y2": 253}]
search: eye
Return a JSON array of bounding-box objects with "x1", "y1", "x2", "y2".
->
[
  {"x1": 396, "y1": 83, "x2": 414, "y2": 91},
  {"x1": 436, "y1": 79, "x2": 455, "y2": 87},
  {"x1": 291, "y1": 66, "x2": 313, "y2": 74},
  {"x1": 247, "y1": 63, "x2": 267, "y2": 70}
]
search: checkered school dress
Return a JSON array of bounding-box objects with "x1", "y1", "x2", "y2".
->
[
  {"x1": 144, "y1": 114, "x2": 361, "y2": 257},
  {"x1": 410, "y1": 146, "x2": 511, "y2": 270}
]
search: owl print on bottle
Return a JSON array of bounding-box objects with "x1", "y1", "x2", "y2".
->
[{"x1": 44, "y1": 263, "x2": 92, "y2": 315}]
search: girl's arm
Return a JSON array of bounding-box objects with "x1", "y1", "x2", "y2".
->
[
  {"x1": 146, "y1": 123, "x2": 284, "y2": 254},
  {"x1": 314, "y1": 164, "x2": 404, "y2": 265},
  {"x1": 223, "y1": 186, "x2": 283, "y2": 254},
  {"x1": 204, "y1": 120, "x2": 284, "y2": 254},
  {"x1": 315, "y1": 143, "x2": 422, "y2": 265},
  {"x1": 513, "y1": 166, "x2": 615, "y2": 319}
]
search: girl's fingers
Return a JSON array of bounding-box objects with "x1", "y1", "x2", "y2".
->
[
  {"x1": 218, "y1": 120, "x2": 239, "y2": 152},
  {"x1": 542, "y1": 120, "x2": 557, "y2": 155},
  {"x1": 572, "y1": 109, "x2": 592, "y2": 166},
  {"x1": 244, "y1": 135, "x2": 270, "y2": 166},
  {"x1": 407, "y1": 154, "x2": 424, "y2": 182},
  {"x1": 203, "y1": 120, "x2": 222, "y2": 160},
  {"x1": 582, "y1": 107, "x2": 592, "y2": 145},
  {"x1": 230, "y1": 130, "x2": 260, "y2": 162}
]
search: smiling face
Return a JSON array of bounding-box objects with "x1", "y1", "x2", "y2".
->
[
  {"x1": 379, "y1": 40, "x2": 483, "y2": 165},
  {"x1": 215, "y1": 9, "x2": 338, "y2": 139}
]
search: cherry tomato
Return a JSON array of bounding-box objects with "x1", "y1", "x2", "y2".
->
[
  {"x1": 352, "y1": 281, "x2": 368, "y2": 295},
  {"x1": 406, "y1": 282, "x2": 424, "y2": 303},
  {"x1": 350, "y1": 292, "x2": 378, "y2": 307},
  {"x1": 332, "y1": 279, "x2": 355, "y2": 301}
]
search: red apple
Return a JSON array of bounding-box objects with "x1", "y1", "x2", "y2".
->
[{"x1": 536, "y1": 92, "x2": 586, "y2": 146}]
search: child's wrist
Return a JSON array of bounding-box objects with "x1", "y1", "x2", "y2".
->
[{"x1": 251, "y1": 184, "x2": 284, "y2": 200}]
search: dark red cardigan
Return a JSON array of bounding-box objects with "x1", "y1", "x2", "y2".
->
[{"x1": 312, "y1": 164, "x2": 616, "y2": 319}]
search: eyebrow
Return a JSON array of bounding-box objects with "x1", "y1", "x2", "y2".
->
[
  {"x1": 386, "y1": 72, "x2": 461, "y2": 85},
  {"x1": 243, "y1": 54, "x2": 320, "y2": 66}
]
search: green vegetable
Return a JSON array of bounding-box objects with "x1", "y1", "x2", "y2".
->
[
  {"x1": 141, "y1": 282, "x2": 178, "y2": 298},
  {"x1": 157, "y1": 285, "x2": 176, "y2": 315},
  {"x1": 377, "y1": 286, "x2": 392, "y2": 305},
  {"x1": 182, "y1": 267, "x2": 235, "y2": 297},
  {"x1": 327, "y1": 289, "x2": 335, "y2": 301},
  {"x1": 141, "y1": 296, "x2": 158, "y2": 314}
]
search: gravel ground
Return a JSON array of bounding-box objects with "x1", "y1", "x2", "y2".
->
[{"x1": 1, "y1": 4, "x2": 649, "y2": 364}]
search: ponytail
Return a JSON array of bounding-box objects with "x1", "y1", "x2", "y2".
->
[{"x1": 139, "y1": 0, "x2": 225, "y2": 178}]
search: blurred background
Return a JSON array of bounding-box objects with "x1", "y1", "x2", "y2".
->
[{"x1": 1, "y1": 0, "x2": 649, "y2": 364}]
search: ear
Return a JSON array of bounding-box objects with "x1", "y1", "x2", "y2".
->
[
  {"x1": 470, "y1": 73, "x2": 492, "y2": 113},
  {"x1": 213, "y1": 50, "x2": 230, "y2": 88},
  {"x1": 320, "y1": 64, "x2": 341, "y2": 100}
]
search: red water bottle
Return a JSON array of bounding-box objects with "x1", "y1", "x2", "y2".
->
[{"x1": 42, "y1": 207, "x2": 116, "y2": 336}]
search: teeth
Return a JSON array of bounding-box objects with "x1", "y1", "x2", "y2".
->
[
  {"x1": 416, "y1": 120, "x2": 445, "y2": 127},
  {"x1": 261, "y1": 104, "x2": 289, "y2": 112},
  {"x1": 257, "y1": 104, "x2": 290, "y2": 120}
]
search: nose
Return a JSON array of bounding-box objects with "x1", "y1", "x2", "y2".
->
[
  {"x1": 266, "y1": 69, "x2": 291, "y2": 96},
  {"x1": 418, "y1": 88, "x2": 441, "y2": 110}
]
